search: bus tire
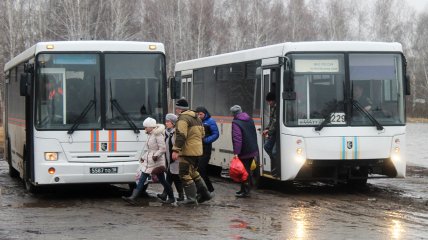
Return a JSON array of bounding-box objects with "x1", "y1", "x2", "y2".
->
[
  {"x1": 22, "y1": 146, "x2": 38, "y2": 194},
  {"x1": 7, "y1": 138, "x2": 19, "y2": 178},
  {"x1": 347, "y1": 178, "x2": 368, "y2": 187}
]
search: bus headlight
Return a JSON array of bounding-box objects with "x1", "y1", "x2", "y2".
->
[
  {"x1": 45, "y1": 152, "x2": 58, "y2": 161},
  {"x1": 391, "y1": 147, "x2": 400, "y2": 163},
  {"x1": 295, "y1": 148, "x2": 306, "y2": 164},
  {"x1": 391, "y1": 153, "x2": 401, "y2": 163}
]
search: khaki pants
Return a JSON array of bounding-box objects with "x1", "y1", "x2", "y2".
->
[{"x1": 178, "y1": 156, "x2": 201, "y2": 186}]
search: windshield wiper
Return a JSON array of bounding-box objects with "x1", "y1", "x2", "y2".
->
[
  {"x1": 315, "y1": 101, "x2": 342, "y2": 132},
  {"x1": 110, "y1": 99, "x2": 140, "y2": 134},
  {"x1": 352, "y1": 100, "x2": 384, "y2": 131},
  {"x1": 67, "y1": 100, "x2": 96, "y2": 135}
]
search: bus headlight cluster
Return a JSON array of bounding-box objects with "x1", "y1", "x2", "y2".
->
[
  {"x1": 391, "y1": 147, "x2": 400, "y2": 163},
  {"x1": 295, "y1": 148, "x2": 306, "y2": 164},
  {"x1": 45, "y1": 152, "x2": 58, "y2": 161}
]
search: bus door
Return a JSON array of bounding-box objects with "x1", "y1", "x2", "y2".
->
[
  {"x1": 181, "y1": 75, "x2": 192, "y2": 107},
  {"x1": 261, "y1": 67, "x2": 280, "y2": 178}
]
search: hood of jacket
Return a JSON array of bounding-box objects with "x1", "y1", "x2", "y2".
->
[
  {"x1": 195, "y1": 106, "x2": 211, "y2": 121},
  {"x1": 147, "y1": 124, "x2": 166, "y2": 136}
]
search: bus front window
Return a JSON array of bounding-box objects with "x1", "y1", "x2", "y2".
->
[
  {"x1": 286, "y1": 54, "x2": 345, "y2": 126},
  {"x1": 105, "y1": 53, "x2": 166, "y2": 129},
  {"x1": 350, "y1": 54, "x2": 405, "y2": 125},
  {"x1": 35, "y1": 54, "x2": 101, "y2": 130}
]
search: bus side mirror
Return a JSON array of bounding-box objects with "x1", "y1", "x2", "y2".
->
[
  {"x1": 20, "y1": 73, "x2": 31, "y2": 96},
  {"x1": 282, "y1": 69, "x2": 296, "y2": 100},
  {"x1": 405, "y1": 74, "x2": 411, "y2": 95},
  {"x1": 169, "y1": 76, "x2": 181, "y2": 99}
]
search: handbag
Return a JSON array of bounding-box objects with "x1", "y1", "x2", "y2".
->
[
  {"x1": 151, "y1": 165, "x2": 166, "y2": 175},
  {"x1": 229, "y1": 156, "x2": 248, "y2": 182}
]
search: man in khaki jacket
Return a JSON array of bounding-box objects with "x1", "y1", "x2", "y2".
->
[{"x1": 172, "y1": 99, "x2": 213, "y2": 204}]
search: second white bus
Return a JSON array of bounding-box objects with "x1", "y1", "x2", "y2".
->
[{"x1": 172, "y1": 41, "x2": 409, "y2": 185}]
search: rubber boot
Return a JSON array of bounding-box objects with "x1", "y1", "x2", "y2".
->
[
  {"x1": 235, "y1": 182, "x2": 250, "y2": 198},
  {"x1": 122, "y1": 189, "x2": 139, "y2": 205},
  {"x1": 235, "y1": 184, "x2": 244, "y2": 195},
  {"x1": 195, "y1": 178, "x2": 213, "y2": 204},
  {"x1": 178, "y1": 182, "x2": 198, "y2": 205}
]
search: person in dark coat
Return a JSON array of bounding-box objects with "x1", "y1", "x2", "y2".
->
[
  {"x1": 195, "y1": 106, "x2": 219, "y2": 193},
  {"x1": 262, "y1": 92, "x2": 278, "y2": 176},
  {"x1": 230, "y1": 105, "x2": 259, "y2": 198}
]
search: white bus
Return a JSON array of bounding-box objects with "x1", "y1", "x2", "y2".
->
[
  {"x1": 172, "y1": 41, "x2": 409, "y2": 185},
  {"x1": 3, "y1": 41, "x2": 167, "y2": 192}
]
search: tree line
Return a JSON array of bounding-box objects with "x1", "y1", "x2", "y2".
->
[{"x1": 1, "y1": 0, "x2": 427, "y2": 117}]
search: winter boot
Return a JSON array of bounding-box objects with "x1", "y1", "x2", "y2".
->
[
  {"x1": 195, "y1": 178, "x2": 214, "y2": 204},
  {"x1": 162, "y1": 196, "x2": 176, "y2": 204},
  {"x1": 178, "y1": 182, "x2": 198, "y2": 205},
  {"x1": 157, "y1": 190, "x2": 167, "y2": 201},
  {"x1": 177, "y1": 191, "x2": 185, "y2": 202},
  {"x1": 122, "y1": 189, "x2": 139, "y2": 205},
  {"x1": 235, "y1": 184, "x2": 244, "y2": 195},
  {"x1": 235, "y1": 182, "x2": 251, "y2": 198}
]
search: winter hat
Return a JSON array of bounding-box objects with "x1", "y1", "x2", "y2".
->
[
  {"x1": 165, "y1": 113, "x2": 177, "y2": 125},
  {"x1": 143, "y1": 117, "x2": 157, "y2": 128},
  {"x1": 266, "y1": 92, "x2": 276, "y2": 101},
  {"x1": 195, "y1": 106, "x2": 207, "y2": 114},
  {"x1": 230, "y1": 105, "x2": 242, "y2": 115},
  {"x1": 175, "y1": 98, "x2": 189, "y2": 110}
]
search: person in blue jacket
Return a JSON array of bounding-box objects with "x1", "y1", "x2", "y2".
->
[{"x1": 195, "y1": 106, "x2": 219, "y2": 193}]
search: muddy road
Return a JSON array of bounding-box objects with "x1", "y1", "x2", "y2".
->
[{"x1": 1, "y1": 159, "x2": 427, "y2": 240}]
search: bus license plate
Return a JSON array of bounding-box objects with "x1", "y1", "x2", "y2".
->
[{"x1": 90, "y1": 167, "x2": 118, "y2": 174}]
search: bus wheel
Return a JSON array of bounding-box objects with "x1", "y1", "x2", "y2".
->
[
  {"x1": 7, "y1": 139, "x2": 19, "y2": 178},
  {"x1": 347, "y1": 178, "x2": 368, "y2": 187},
  {"x1": 347, "y1": 168, "x2": 368, "y2": 187}
]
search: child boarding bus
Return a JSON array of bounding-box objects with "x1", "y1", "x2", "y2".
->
[
  {"x1": 3, "y1": 41, "x2": 167, "y2": 192},
  {"x1": 171, "y1": 41, "x2": 410, "y2": 186}
]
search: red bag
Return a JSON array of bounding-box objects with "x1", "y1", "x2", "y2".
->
[{"x1": 229, "y1": 156, "x2": 248, "y2": 182}]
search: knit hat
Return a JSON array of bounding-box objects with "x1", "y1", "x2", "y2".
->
[
  {"x1": 165, "y1": 113, "x2": 177, "y2": 125},
  {"x1": 266, "y1": 92, "x2": 276, "y2": 101},
  {"x1": 175, "y1": 98, "x2": 189, "y2": 110},
  {"x1": 230, "y1": 105, "x2": 242, "y2": 115},
  {"x1": 143, "y1": 117, "x2": 157, "y2": 128},
  {"x1": 195, "y1": 106, "x2": 207, "y2": 113}
]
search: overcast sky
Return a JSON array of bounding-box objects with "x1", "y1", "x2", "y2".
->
[{"x1": 406, "y1": 0, "x2": 428, "y2": 12}]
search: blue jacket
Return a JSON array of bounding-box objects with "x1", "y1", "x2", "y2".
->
[{"x1": 197, "y1": 107, "x2": 219, "y2": 145}]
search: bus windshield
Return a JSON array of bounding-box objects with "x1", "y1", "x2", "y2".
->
[
  {"x1": 349, "y1": 54, "x2": 405, "y2": 126},
  {"x1": 105, "y1": 53, "x2": 165, "y2": 129},
  {"x1": 285, "y1": 53, "x2": 405, "y2": 127},
  {"x1": 35, "y1": 53, "x2": 101, "y2": 130},
  {"x1": 286, "y1": 54, "x2": 345, "y2": 126}
]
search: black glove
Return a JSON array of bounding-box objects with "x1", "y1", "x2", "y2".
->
[{"x1": 152, "y1": 155, "x2": 159, "y2": 162}]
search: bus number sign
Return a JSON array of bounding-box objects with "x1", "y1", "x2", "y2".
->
[{"x1": 330, "y1": 112, "x2": 346, "y2": 124}]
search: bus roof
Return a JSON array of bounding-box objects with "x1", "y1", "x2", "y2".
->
[
  {"x1": 4, "y1": 41, "x2": 165, "y2": 72},
  {"x1": 175, "y1": 41, "x2": 403, "y2": 71}
]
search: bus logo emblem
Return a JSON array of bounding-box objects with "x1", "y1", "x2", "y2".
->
[
  {"x1": 101, "y1": 143, "x2": 108, "y2": 151},
  {"x1": 347, "y1": 141, "x2": 353, "y2": 149}
]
